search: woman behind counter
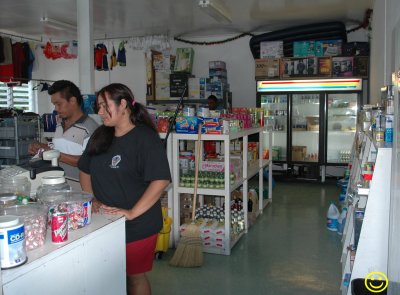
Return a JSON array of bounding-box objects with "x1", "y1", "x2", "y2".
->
[{"x1": 78, "y1": 83, "x2": 171, "y2": 295}]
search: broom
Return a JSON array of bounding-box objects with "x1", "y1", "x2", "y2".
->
[{"x1": 169, "y1": 124, "x2": 203, "y2": 267}]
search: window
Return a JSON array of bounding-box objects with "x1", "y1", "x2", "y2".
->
[{"x1": 0, "y1": 81, "x2": 37, "y2": 112}]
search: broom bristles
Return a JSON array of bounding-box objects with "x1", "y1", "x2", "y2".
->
[{"x1": 169, "y1": 224, "x2": 203, "y2": 267}]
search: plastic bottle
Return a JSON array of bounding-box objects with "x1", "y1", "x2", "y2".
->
[
  {"x1": 327, "y1": 202, "x2": 340, "y2": 231},
  {"x1": 337, "y1": 207, "x2": 348, "y2": 235}
]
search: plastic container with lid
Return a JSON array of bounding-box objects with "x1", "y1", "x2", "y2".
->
[
  {"x1": 35, "y1": 176, "x2": 71, "y2": 200},
  {"x1": 37, "y1": 191, "x2": 93, "y2": 230},
  {"x1": 0, "y1": 176, "x2": 31, "y2": 202},
  {"x1": 0, "y1": 204, "x2": 48, "y2": 251},
  {"x1": 0, "y1": 215, "x2": 27, "y2": 268},
  {"x1": 0, "y1": 193, "x2": 18, "y2": 207}
]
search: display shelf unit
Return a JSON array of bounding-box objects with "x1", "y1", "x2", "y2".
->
[
  {"x1": 0, "y1": 116, "x2": 40, "y2": 166},
  {"x1": 340, "y1": 131, "x2": 392, "y2": 295},
  {"x1": 172, "y1": 127, "x2": 272, "y2": 255}
]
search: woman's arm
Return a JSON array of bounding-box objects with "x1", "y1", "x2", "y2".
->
[
  {"x1": 79, "y1": 171, "x2": 93, "y2": 193},
  {"x1": 101, "y1": 179, "x2": 170, "y2": 220},
  {"x1": 80, "y1": 171, "x2": 103, "y2": 213}
]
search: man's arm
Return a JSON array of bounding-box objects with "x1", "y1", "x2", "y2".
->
[{"x1": 59, "y1": 153, "x2": 81, "y2": 167}]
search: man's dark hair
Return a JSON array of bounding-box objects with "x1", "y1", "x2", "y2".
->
[
  {"x1": 207, "y1": 95, "x2": 218, "y2": 103},
  {"x1": 48, "y1": 80, "x2": 83, "y2": 106}
]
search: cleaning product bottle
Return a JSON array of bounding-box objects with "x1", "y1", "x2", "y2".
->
[
  {"x1": 327, "y1": 202, "x2": 340, "y2": 231},
  {"x1": 337, "y1": 207, "x2": 348, "y2": 235}
]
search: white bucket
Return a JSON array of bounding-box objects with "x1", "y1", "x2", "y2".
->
[{"x1": 0, "y1": 215, "x2": 27, "y2": 269}]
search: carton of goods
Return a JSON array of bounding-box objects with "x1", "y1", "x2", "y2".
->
[
  {"x1": 332, "y1": 56, "x2": 354, "y2": 77},
  {"x1": 255, "y1": 59, "x2": 280, "y2": 78},
  {"x1": 306, "y1": 116, "x2": 319, "y2": 131},
  {"x1": 260, "y1": 41, "x2": 283, "y2": 58},
  {"x1": 175, "y1": 116, "x2": 199, "y2": 134},
  {"x1": 272, "y1": 146, "x2": 280, "y2": 161},
  {"x1": 316, "y1": 39, "x2": 343, "y2": 56},
  {"x1": 318, "y1": 57, "x2": 332, "y2": 76},
  {"x1": 292, "y1": 146, "x2": 307, "y2": 161},
  {"x1": 174, "y1": 48, "x2": 194, "y2": 73},
  {"x1": 209, "y1": 60, "x2": 226, "y2": 70}
]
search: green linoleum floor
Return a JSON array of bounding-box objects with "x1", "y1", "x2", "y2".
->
[{"x1": 149, "y1": 181, "x2": 342, "y2": 295}]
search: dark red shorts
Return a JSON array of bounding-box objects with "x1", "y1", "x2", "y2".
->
[{"x1": 126, "y1": 234, "x2": 158, "y2": 276}]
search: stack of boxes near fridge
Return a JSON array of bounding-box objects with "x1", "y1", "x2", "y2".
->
[{"x1": 188, "y1": 61, "x2": 229, "y2": 104}]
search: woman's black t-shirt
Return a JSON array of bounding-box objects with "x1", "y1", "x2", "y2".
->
[{"x1": 78, "y1": 125, "x2": 171, "y2": 243}]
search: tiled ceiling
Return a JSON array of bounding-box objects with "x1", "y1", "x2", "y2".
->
[{"x1": 0, "y1": 0, "x2": 374, "y2": 41}]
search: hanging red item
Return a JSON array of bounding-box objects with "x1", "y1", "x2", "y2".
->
[{"x1": 43, "y1": 42, "x2": 77, "y2": 60}]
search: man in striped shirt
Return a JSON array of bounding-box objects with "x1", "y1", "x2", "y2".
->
[{"x1": 29, "y1": 80, "x2": 99, "y2": 185}]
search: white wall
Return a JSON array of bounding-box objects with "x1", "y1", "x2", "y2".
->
[
  {"x1": 370, "y1": 0, "x2": 400, "y2": 104},
  {"x1": 32, "y1": 29, "x2": 369, "y2": 114}
]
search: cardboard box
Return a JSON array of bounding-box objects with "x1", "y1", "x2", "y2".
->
[
  {"x1": 332, "y1": 56, "x2": 354, "y2": 77},
  {"x1": 342, "y1": 42, "x2": 369, "y2": 56},
  {"x1": 292, "y1": 146, "x2": 307, "y2": 161},
  {"x1": 155, "y1": 72, "x2": 170, "y2": 100},
  {"x1": 255, "y1": 59, "x2": 280, "y2": 78},
  {"x1": 170, "y1": 73, "x2": 189, "y2": 97},
  {"x1": 293, "y1": 41, "x2": 320, "y2": 57},
  {"x1": 353, "y1": 56, "x2": 369, "y2": 78},
  {"x1": 260, "y1": 41, "x2": 283, "y2": 58},
  {"x1": 272, "y1": 146, "x2": 280, "y2": 161},
  {"x1": 174, "y1": 48, "x2": 194, "y2": 73},
  {"x1": 306, "y1": 116, "x2": 319, "y2": 131},
  {"x1": 209, "y1": 61, "x2": 226, "y2": 70},
  {"x1": 188, "y1": 77, "x2": 209, "y2": 100},
  {"x1": 317, "y1": 40, "x2": 343, "y2": 56},
  {"x1": 280, "y1": 57, "x2": 317, "y2": 78},
  {"x1": 318, "y1": 57, "x2": 332, "y2": 76}
]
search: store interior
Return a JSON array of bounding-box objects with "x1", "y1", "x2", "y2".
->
[{"x1": 1, "y1": 0, "x2": 400, "y2": 294}]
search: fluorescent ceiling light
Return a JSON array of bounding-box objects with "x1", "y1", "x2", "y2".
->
[
  {"x1": 198, "y1": 0, "x2": 232, "y2": 24},
  {"x1": 40, "y1": 17, "x2": 76, "y2": 31}
]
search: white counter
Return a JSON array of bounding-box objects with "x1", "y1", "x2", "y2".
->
[{"x1": 1, "y1": 214, "x2": 126, "y2": 295}]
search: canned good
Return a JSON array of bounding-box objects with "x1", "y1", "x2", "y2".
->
[{"x1": 51, "y1": 212, "x2": 68, "y2": 243}]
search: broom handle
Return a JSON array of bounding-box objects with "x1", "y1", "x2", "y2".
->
[{"x1": 191, "y1": 124, "x2": 202, "y2": 222}]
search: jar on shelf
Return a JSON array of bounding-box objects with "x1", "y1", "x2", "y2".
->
[{"x1": 35, "y1": 176, "x2": 71, "y2": 200}]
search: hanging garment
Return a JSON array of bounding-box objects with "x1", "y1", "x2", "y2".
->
[
  {"x1": 0, "y1": 37, "x2": 4, "y2": 63},
  {"x1": 12, "y1": 42, "x2": 26, "y2": 81},
  {"x1": 95, "y1": 44, "x2": 109, "y2": 71},
  {"x1": 0, "y1": 37, "x2": 12, "y2": 65},
  {"x1": 102, "y1": 44, "x2": 109, "y2": 71},
  {"x1": 110, "y1": 45, "x2": 117, "y2": 70},
  {"x1": 25, "y1": 43, "x2": 35, "y2": 80},
  {"x1": 117, "y1": 41, "x2": 126, "y2": 66}
]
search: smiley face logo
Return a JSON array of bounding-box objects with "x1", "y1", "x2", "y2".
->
[{"x1": 365, "y1": 272, "x2": 388, "y2": 293}]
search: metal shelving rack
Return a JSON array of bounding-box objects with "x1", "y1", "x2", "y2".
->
[
  {"x1": 172, "y1": 127, "x2": 272, "y2": 255},
  {"x1": 0, "y1": 116, "x2": 40, "y2": 167}
]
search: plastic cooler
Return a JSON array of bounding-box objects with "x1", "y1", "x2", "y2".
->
[
  {"x1": 0, "y1": 204, "x2": 48, "y2": 250},
  {"x1": 37, "y1": 191, "x2": 93, "y2": 230}
]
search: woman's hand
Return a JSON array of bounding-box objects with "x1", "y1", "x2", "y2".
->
[
  {"x1": 100, "y1": 205, "x2": 136, "y2": 220},
  {"x1": 91, "y1": 198, "x2": 103, "y2": 214}
]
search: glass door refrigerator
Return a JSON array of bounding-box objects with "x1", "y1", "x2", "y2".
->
[{"x1": 257, "y1": 78, "x2": 363, "y2": 180}]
